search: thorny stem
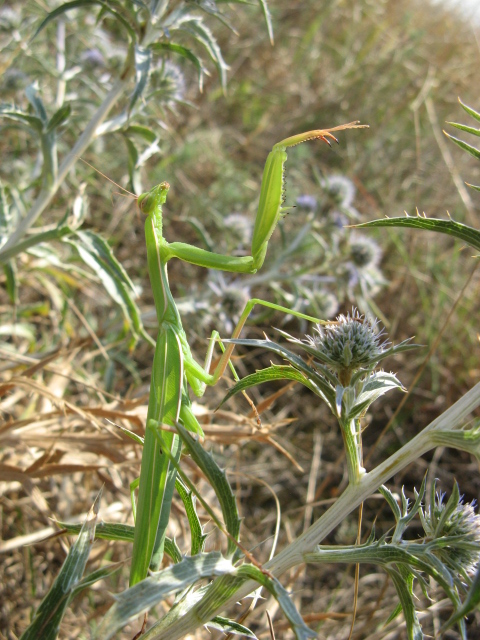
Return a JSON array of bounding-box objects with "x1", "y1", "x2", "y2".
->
[
  {"x1": 0, "y1": 78, "x2": 128, "y2": 263},
  {"x1": 153, "y1": 380, "x2": 480, "y2": 640}
]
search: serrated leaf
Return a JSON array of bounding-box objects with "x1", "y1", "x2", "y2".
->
[
  {"x1": 379, "y1": 485, "x2": 402, "y2": 522},
  {"x1": 26, "y1": 83, "x2": 48, "y2": 123},
  {"x1": 0, "y1": 107, "x2": 44, "y2": 133},
  {"x1": 175, "y1": 422, "x2": 241, "y2": 557},
  {"x1": 237, "y1": 565, "x2": 316, "y2": 640},
  {"x1": 20, "y1": 492, "x2": 102, "y2": 640},
  {"x1": 387, "y1": 567, "x2": 423, "y2": 640},
  {"x1": 150, "y1": 42, "x2": 205, "y2": 91},
  {"x1": 444, "y1": 131, "x2": 480, "y2": 161},
  {"x1": 130, "y1": 45, "x2": 152, "y2": 111},
  {"x1": 219, "y1": 364, "x2": 322, "y2": 409},
  {"x1": 441, "y1": 562, "x2": 480, "y2": 634},
  {"x1": 355, "y1": 215, "x2": 480, "y2": 253},
  {"x1": 96, "y1": 552, "x2": 235, "y2": 640},
  {"x1": 178, "y1": 18, "x2": 228, "y2": 90},
  {"x1": 459, "y1": 98, "x2": 480, "y2": 123},
  {"x1": 346, "y1": 372, "x2": 404, "y2": 420},
  {"x1": 222, "y1": 337, "x2": 337, "y2": 407},
  {"x1": 33, "y1": 0, "x2": 137, "y2": 42},
  {"x1": 447, "y1": 122, "x2": 480, "y2": 138},
  {"x1": 46, "y1": 104, "x2": 71, "y2": 133},
  {"x1": 68, "y1": 230, "x2": 149, "y2": 344}
]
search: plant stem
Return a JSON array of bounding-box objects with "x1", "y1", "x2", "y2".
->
[
  {"x1": 153, "y1": 380, "x2": 480, "y2": 640},
  {"x1": 0, "y1": 78, "x2": 128, "y2": 263}
]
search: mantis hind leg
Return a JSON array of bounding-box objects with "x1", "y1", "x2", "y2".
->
[{"x1": 209, "y1": 297, "x2": 327, "y2": 385}]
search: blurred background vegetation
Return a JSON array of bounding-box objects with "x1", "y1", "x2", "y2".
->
[{"x1": 1, "y1": 0, "x2": 480, "y2": 637}]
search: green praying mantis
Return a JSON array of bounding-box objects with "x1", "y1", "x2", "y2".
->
[{"x1": 129, "y1": 121, "x2": 367, "y2": 586}]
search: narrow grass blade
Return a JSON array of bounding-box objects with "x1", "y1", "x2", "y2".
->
[
  {"x1": 175, "y1": 422, "x2": 241, "y2": 557},
  {"x1": 175, "y1": 477, "x2": 208, "y2": 555},
  {"x1": 257, "y1": 0, "x2": 274, "y2": 45},
  {"x1": 355, "y1": 215, "x2": 480, "y2": 253},
  {"x1": 20, "y1": 492, "x2": 102, "y2": 640},
  {"x1": 57, "y1": 521, "x2": 183, "y2": 563}
]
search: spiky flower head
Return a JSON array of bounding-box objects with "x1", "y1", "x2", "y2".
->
[
  {"x1": 296, "y1": 194, "x2": 318, "y2": 211},
  {"x1": 421, "y1": 482, "x2": 480, "y2": 578},
  {"x1": 151, "y1": 60, "x2": 185, "y2": 104},
  {"x1": 223, "y1": 213, "x2": 253, "y2": 247},
  {"x1": 349, "y1": 232, "x2": 382, "y2": 268},
  {"x1": 207, "y1": 273, "x2": 250, "y2": 334},
  {"x1": 306, "y1": 309, "x2": 390, "y2": 385},
  {"x1": 310, "y1": 289, "x2": 339, "y2": 319},
  {"x1": 321, "y1": 175, "x2": 356, "y2": 207}
]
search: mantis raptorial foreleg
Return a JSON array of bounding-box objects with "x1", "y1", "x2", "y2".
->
[{"x1": 129, "y1": 122, "x2": 367, "y2": 587}]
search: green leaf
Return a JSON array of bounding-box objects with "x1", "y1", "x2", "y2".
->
[
  {"x1": 444, "y1": 131, "x2": 480, "y2": 161},
  {"x1": 96, "y1": 552, "x2": 235, "y2": 640},
  {"x1": 465, "y1": 182, "x2": 480, "y2": 192},
  {"x1": 222, "y1": 337, "x2": 337, "y2": 408},
  {"x1": 257, "y1": 0, "x2": 274, "y2": 45},
  {"x1": 175, "y1": 477, "x2": 208, "y2": 555},
  {"x1": 25, "y1": 83, "x2": 48, "y2": 123},
  {"x1": 447, "y1": 122, "x2": 480, "y2": 138},
  {"x1": 122, "y1": 134, "x2": 140, "y2": 192},
  {"x1": 68, "y1": 230, "x2": 151, "y2": 344},
  {"x1": 459, "y1": 98, "x2": 480, "y2": 123},
  {"x1": 56, "y1": 521, "x2": 183, "y2": 563},
  {"x1": 175, "y1": 422, "x2": 241, "y2": 557},
  {"x1": 46, "y1": 104, "x2": 71, "y2": 133},
  {"x1": 130, "y1": 45, "x2": 152, "y2": 111},
  {"x1": 441, "y1": 562, "x2": 480, "y2": 633},
  {"x1": 33, "y1": 0, "x2": 137, "y2": 42},
  {"x1": 345, "y1": 372, "x2": 404, "y2": 421},
  {"x1": 178, "y1": 18, "x2": 228, "y2": 90},
  {"x1": 0, "y1": 106, "x2": 44, "y2": 133},
  {"x1": 20, "y1": 492, "x2": 102, "y2": 640},
  {"x1": 123, "y1": 124, "x2": 157, "y2": 143},
  {"x1": 219, "y1": 364, "x2": 326, "y2": 409},
  {"x1": 150, "y1": 42, "x2": 205, "y2": 91},
  {"x1": 387, "y1": 567, "x2": 424, "y2": 640},
  {"x1": 355, "y1": 214, "x2": 480, "y2": 253},
  {"x1": 207, "y1": 616, "x2": 257, "y2": 637},
  {"x1": 3, "y1": 261, "x2": 17, "y2": 304},
  {"x1": 237, "y1": 565, "x2": 316, "y2": 640}
]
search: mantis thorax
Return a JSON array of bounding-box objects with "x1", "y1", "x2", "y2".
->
[{"x1": 138, "y1": 182, "x2": 170, "y2": 232}]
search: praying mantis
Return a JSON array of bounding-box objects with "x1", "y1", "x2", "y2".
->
[{"x1": 129, "y1": 121, "x2": 367, "y2": 586}]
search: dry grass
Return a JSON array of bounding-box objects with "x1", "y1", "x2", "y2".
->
[{"x1": 2, "y1": 0, "x2": 480, "y2": 638}]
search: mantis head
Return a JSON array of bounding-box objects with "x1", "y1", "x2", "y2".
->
[{"x1": 138, "y1": 182, "x2": 170, "y2": 217}]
